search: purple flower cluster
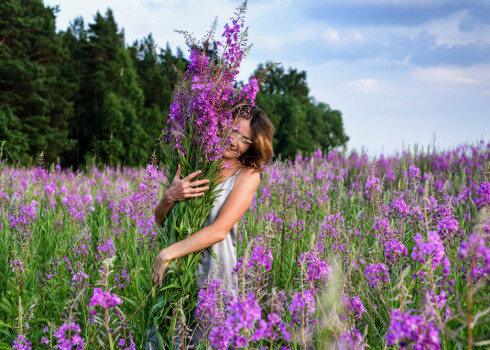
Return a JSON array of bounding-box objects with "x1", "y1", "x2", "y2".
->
[
  {"x1": 386, "y1": 309, "x2": 440, "y2": 350},
  {"x1": 12, "y1": 334, "x2": 32, "y2": 350},
  {"x1": 114, "y1": 269, "x2": 130, "y2": 289},
  {"x1": 409, "y1": 165, "x2": 421, "y2": 180},
  {"x1": 364, "y1": 175, "x2": 382, "y2": 196},
  {"x1": 209, "y1": 292, "x2": 290, "y2": 349},
  {"x1": 338, "y1": 328, "x2": 365, "y2": 350},
  {"x1": 383, "y1": 238, "x2": 408, "y2": 262},
  {"x1": 54, "y1": 322, "x2": 85, "y2": 350},
  {"x1": 459, "y1": 234, "x2": 490, "y2": 280},
  {"x1": 364, "y1": 263, "x2": 388, "y2": 288},
  {"x1": 234, "y1": 244, "x2": 273, "y2": 274},
  {"x1": 196, "y1": 279, "x2": 227, "y2": 319},
  {"x1": 9, "y1": 201, "x2": 38, "y2": 241},
  {"x1": 248, "y1": 245, "x2": 274, "y2": 272},
  {"x1": 390, "y1": 197, "x2": 410, "y2": 218},
  {"x1": 297, "y1": 250, "x2": 331, "y2": 288},
  {"x1": 96, "y1": 237, "x2": 116, "y2": 260},
  {"x1": 117, "y1": 333, "x2": 136, "y2": 350},
  {"x1": 9, "y1": 259, "x2": 24, "y2": 277},
  {"x1": 343, "y1": 295, "x2": 367, "y2": 319},
  {"x1": 411, "y1": 232, "x2": 450, "y2": 280},
  {"x1": 289, "y1": 290, "x2": 316, "y2": 326},
  {"x1": 89, "y1": 287, "x2": 122, "y2": 310},
  {"x1": 474, "y1": 182, "x2": 490, "y2": 209},
  {"x1": 166, "y1": 3, "x2": 257, "y2": 160}
]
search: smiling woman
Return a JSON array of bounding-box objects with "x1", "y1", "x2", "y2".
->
[{"x1": 148, "y1": 104, "x2": 274, "y2": 348}]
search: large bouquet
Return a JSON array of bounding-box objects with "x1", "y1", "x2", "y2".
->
[{"x1": 152, "y1": 2, "x2": 268, "y2": 347}]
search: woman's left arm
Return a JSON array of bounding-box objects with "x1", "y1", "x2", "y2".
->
[{"x1": 152, "y1": 169, "x2": 261, "y2": 286}]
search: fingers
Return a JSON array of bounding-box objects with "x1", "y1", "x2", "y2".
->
[
  {"x1": 183, "y1": 169, "x2": 202, "y2": 182},
  {"x1": 188, "y1": 185, "x2": 210, "y2": 194},
  {"x1": 189, "y1": 179, "x2": 210, "y2": 187},
  {"x1": 186, "y1": 192, "x2": 206, "y2": 198},
  {"x1": 173, "y1": 164, "x2": 182, "y2": 180},
  {"x1": 152, "y1": 268, "x2": 163, "y2": 286}
]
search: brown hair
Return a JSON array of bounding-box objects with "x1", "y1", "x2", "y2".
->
[{"x1": 233, "y1": 104, "x2": 274, "y2": 173}]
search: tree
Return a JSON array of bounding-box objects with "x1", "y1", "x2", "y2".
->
[
  {"x1": 62, "y1": 9, "x2": 148, "y2": 167},
  {"x1": 253, "y1": 63, "x2": 348, "y2": 159},
  {"x1": 129, "y1": 37, "x2": 189, "y2": 152},
  {"x1": 0, "y1": 0, "x2": 75, "y2": 164}
]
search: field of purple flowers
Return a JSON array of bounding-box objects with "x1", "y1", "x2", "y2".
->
[{"x1": 1, "y1": 141, "x2": 490, "y2": 349}]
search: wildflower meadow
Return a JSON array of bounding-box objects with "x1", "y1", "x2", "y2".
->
[{"x1": 1, "y1": 140, "x2": 490, "y2": 349}]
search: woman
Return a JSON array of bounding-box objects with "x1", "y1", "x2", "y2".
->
[
  {"x1": 149, "y1": 106, "x2": 273, "y2": 349},
  {"x1": 152, "y1": 105, "x2": 273, "y2": 290}
]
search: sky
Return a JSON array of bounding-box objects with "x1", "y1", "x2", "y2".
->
[{"x1": 44, "y1": 0, "x2": 490, "y2": 156}]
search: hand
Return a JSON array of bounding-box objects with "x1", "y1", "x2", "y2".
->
[
  {"x1": 165, "y1": 164, "x2": 210, "y2": 202},
  {"x1": 152, "y1": 249, "x2": 171, "y2": 287}
]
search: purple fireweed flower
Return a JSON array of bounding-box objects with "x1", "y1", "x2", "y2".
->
[
  {"x1": 426, "y1": 290, "x2": 448, "y2": 309},
  {"x1": 364, "y1": 263, "x2": 388, "y2": 288},
  {"x1": 409, "y1": 165, "x2": 421, "y2": 179},
  {"x1": 234, "y1": 244, "x2": 273, "y2": 273},
  {"x1": 12, "y1": 334, "x2": 32, "y2": 350},
  {"x1": 165, "y1": 3, "x2": 256, "y2": 161},
  {"x1": 96, "y1": 238, "x2": 116, "y2": 260},
  {"x1": 248, "y1": 245, "x2": 273, "y2": 272},
  {"x1": 386, "y1": 309, "x2": 441, "y2": 350},
  {"x1": 9, "y1": 259, "x2": 24, "y2": 277},
  {"x1": 241, "y1": 77, "x2": 259, "y2": 105},
  {"x1": 320, "y1": 214, "x2": 344, "y2": 239},
  {"x1": 411, "y1": 232, "x2": 451, "y2": 280},
  {"x1": 343, "y1": 295, "x2": 367, "y2": 319},
  {"x1": 89, "y1": 287, "x2": 122, "y2": 311},
  {"x1": 474, "y1": 182, "x2": 490, "y2": 209},
  {"x1": 196, "y1": 279, "x2": 227, "y2": 320},
  {"x1": 208, "y1": 292, "x2": 275, "y2": 349},
  {"x1": 289, "y1": 290, "x2": 316, "y2": 326},
  {"x1": 364, "y1": 175, "x2": 382, "y2": 196},
  {"x1": 114, "y1": 269, "x2": 130, "y2": 289},
  {"x1": 437, "y1": 217, "x2": 459, "y2": 239},
  {"x1": 459, "y1": 234, "x2": 490, "y2": 280},
  {"x1": 53, "y1": 322, "x2": 84, "y2": 350},
  {"x1": 373, "y1": 216, "x2": 392, "y2": 237},
  {"x1": 297, "y1": 250, "x2": 331, "y2": 289},
  {"x1": 384, "y1": 238, "x2": 408, "y2": 262},
  {"x1": 338, "y1": 328, "x2": 365, "y2": 350}
]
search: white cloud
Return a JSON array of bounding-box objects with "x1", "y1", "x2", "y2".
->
[
  {"x1": 425, "y1": 9, "x2": 490, "y2": 46},
  {"x1": 411, "y1": 65, "x2": 490, "y2": 92},
  {"x1": 322, "y1": 28, "x2": 340, "y2": 42},
  {"x1": 343, "y1": 78, "x2": 386, "y2": 93}
]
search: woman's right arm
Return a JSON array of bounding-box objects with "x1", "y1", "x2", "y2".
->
[{"x1": 154, "y1": 164, "x2": 210, "y2": 226}]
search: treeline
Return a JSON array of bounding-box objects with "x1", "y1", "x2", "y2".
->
[{"x1": 0, "y1": 0, "x2": 348, "y2": 168}]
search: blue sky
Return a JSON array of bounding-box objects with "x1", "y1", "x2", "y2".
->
[{"x1": 44, "y1": 0, "x2": 490, "y2": 155}]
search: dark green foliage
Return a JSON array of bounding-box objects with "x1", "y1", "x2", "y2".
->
[
  {"x1": 0, "y1": 0, "x2": 75, "y2": 164},
  {"x1": 128, "y1": 37, "x2": 188, "y2": 153},
  {"x1": 0, "y1": 4, "x2": 348, "y2": 167},
  {"x1": 255, "y1": 64, "x2": 349, "y2": 159}
]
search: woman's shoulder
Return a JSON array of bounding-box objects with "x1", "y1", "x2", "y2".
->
[
  {"x1": 234, "y1": 166, "x2": 260, "y2": 188},
  {"x1": 238, "y1": 166, "x2": 260, "y2": 178}
]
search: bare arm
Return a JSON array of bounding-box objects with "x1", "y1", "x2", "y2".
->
[
  {"x1": 154, "y1": 164, "x2": 210, "y2": 226},
  {"x1": 154, "y1": 189, "x2": 176, "y2": 226},
  {"x1": 152, "y1": 168, "x2": 261, "y2": 286}
]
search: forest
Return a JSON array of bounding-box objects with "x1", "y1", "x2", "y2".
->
[{"x1": 0, "y1": 0, "x2": 349, "y2": 168}]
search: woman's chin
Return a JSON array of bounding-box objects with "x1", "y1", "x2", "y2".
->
[{"x1": 223, "y1": 149, "x2": 239, "y2": 160}]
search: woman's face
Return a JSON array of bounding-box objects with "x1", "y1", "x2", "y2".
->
[{"x1": 223, "y1": 116, "x2": 253, "y2": 161}]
